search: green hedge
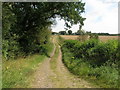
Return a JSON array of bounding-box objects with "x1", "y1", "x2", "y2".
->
[
  {"x1": 63, "y1": 39, "x2": 118, "y2": 66},
  {"x1": 62, "y1": 39, "x2": 119, "y2": 88}
]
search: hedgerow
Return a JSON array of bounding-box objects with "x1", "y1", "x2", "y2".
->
[
  {"x1": 62, "y1": 39, "x2": 119, "y2": 88},
  {"x1": 63, "y1": 39, "x2": 118, "y2": 66}
]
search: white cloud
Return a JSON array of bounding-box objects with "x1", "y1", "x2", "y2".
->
[
  {"x1": 52, "y1": 18, "x2": 79, "y2": 32},
  {"x1": 52, "y1": 0, "x2": 118, "y2": 34},
  {"x1": 82, "y1": 0, "x2": 118, "y2": 34}
]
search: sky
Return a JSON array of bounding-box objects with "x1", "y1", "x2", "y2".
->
[{"x1": 52, "y1": 0, "x2": 119, "y2": 34}]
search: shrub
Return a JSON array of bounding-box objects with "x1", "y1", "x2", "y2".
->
[
  {"x1": 63, "y1": 40, "x2": 79, "y2": 49},
  {"x1": 77, "y1": 35, "x2": 89, "y2": 42},
  {"x1": 2, "y1": 39, "x2": 21, "y2": 60},
  {"x1": 65, "y1": 39, "x2": 99, "y2": 59},
  {"x1": 89, "y1": 40, "x2": 118, "y2": 66}
]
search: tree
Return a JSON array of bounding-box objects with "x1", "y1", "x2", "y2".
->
[
  {"x1": 68, "y1": 30, "x2": 72, "y2": 35},
  {"x1": 52, "y1": 32, "x2": 58, "y2": 35},
  {"x1": 2, "y1": 2, "x2": 86, "y2": 59},
  {"x1": 77, "y1": 29, "x2": 85, "y2": 35},
  {"x1": 77, "y1": 29, "x2": 89, "y2": 42},
  {"x1": 59, "y1": 31, "x2": 66, "y2": 35},
  {"x1": 89, "y1": 33, "x2": 99, "y2": 40},
  {"x1": 86, "y1": 31, "x2": 91, "y2": 35}
]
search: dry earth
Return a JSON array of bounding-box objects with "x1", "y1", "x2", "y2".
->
[{"x1": 30, "y1": 36, "x2": 98, "y2": 88}]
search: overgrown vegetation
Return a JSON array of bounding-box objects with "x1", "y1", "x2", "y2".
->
[{"x1": 61, "y1": 38, "x2": 119, "y2": 88}]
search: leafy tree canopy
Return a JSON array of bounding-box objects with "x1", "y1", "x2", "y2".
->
[
  {"x1": 68, "y1": 30, "x2": 72, "y2": 35},
  {"x1": 77, "y1": 29, "x2": 85, "y2": 35},
  {"x1": 59, "y1": 31, "x2": 66, "y2": 35},
  {"x1": 2, "y1": 2, "x2": 86, "y2": 59}
]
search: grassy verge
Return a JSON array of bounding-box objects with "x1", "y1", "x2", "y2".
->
[
  {"x1": 2, "y1": 39, "x2": 54, "y2": 88},
  {"x1": 50, "y1": 43, "x2": 59, "y2": 72},
  {"x1": 50, "y1": 35, "x2": 60, "y2": 72},
  {"x1": 58, "y1": 35, "x2": 65, "y2": 46}
]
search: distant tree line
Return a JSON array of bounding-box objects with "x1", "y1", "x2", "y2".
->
[{"x1": 52, "y1": 30, "x2": 120, "y2": 36}]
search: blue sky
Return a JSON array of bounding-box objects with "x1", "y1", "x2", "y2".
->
[{"x1": 52, "y1": 0, "x2": 118, "y2": 34}]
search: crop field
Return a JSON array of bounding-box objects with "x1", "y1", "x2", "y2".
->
[
  {"x1": 60, "y1": 35, "x2": 119, "y2": 42},
  {"x1": 60, "y1": 35, "x2": 79, "y2": 40},
  {"x1": 99, "y1": 36, "x2": 119, "y2": 42}
]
